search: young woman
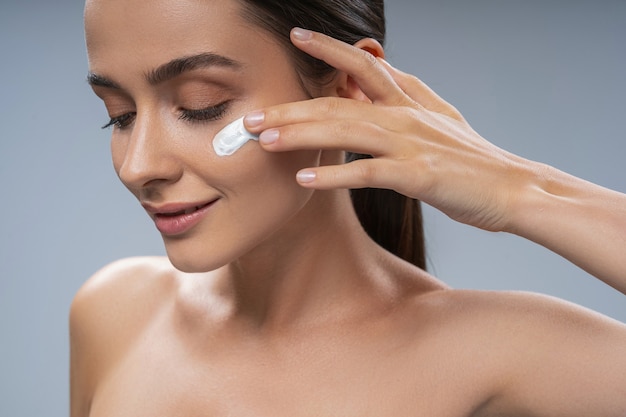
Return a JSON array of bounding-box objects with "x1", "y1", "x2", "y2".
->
[{"x1": 72, "y1": 0, "x2": 626, "y2": 416}]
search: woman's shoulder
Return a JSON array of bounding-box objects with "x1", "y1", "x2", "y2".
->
[
  {"x1": 401, "y1": 287, "x2": 626, "y2": 414},
  {"x1": 384, "y1": 260, "x2": 620, "y2": 340},
  {"x1": 413, "y1": 287, "x2": 624, "y2": 337},
  {"x1": 412, "y1": 287, "x2": 625, "y2": 380},
  {"x1": 71, "y1": 256, "x2": 178, "y2": 321},
  {"x1": 70, "y1": 257, "x2": 179, "y2": 371},
  {"x1": 75, "y1": 256, "x2": 177, "y2": 293}
]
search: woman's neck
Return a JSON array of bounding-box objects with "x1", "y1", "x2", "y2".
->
[{"x1": 221, "y1": 188, "x2": 406, "y2": 331}]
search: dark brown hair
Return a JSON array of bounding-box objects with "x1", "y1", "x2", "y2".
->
[{"x1": 239, "y1": 0, "x2": 426, "y2": 269}]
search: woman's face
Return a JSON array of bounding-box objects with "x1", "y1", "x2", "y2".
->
[{"x1": 85, "y1": 0, "x2": 323, "y2": 272}]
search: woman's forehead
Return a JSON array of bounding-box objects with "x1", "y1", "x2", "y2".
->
[
  {"x1": 85, "y1": 0, "x2": 245, "y2": 54},
  {"x1": 84, "y1": 0, "x2": 284, "y2": 79}
]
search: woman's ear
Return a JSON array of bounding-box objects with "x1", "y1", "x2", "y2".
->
[{"x1": 332, "y1": 38, "x2": 385, "y2": 103}]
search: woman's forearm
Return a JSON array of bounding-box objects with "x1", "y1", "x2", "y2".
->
[{"x1": 508, "y1": 161, "x2": 626, "y2": 293}]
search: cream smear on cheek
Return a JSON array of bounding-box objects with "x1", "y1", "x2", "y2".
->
[{"x1": 212, "y1": 116, "x2": 259, "y2": 156}]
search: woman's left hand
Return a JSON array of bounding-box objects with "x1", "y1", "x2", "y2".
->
[
  {"x1": 244, "y1": 28, "x2": 626, "y2": 291},
  {"x1": 244, "y1": 27, "x2": 531, "y2": 233}
]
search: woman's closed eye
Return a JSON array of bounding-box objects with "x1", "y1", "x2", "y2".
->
[
  {"x1": 101, "y1": 101, "x2": 231, "y2": 130},
  {"x1": 178, "y1": 100, "x2": 230, "y2": 123},
  {"x1": 102, "y1": 112, "x2": 136, "y2": 130}
]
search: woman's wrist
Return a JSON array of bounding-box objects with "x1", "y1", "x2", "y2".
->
[
  {"x1": 503, "y1": 157, "x2": 596, "y2": 247},
  {"x1": 503, "y1": 158, "x2": 626, "y2": 290},
  {"x1": 502, "y1": 159, "x2": 559, "y2": 236}
]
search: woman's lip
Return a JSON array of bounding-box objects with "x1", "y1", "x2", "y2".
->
[
  {"x1": 142, "y1": 200, "x2": 218, "y2": 236},
  {"x1": 142, "y1": 200, "x2": 214, "y2": 215}
]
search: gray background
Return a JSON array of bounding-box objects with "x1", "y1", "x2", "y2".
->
[{"x1": 1, "y1": 0, "x2": 624, "y2": 415}]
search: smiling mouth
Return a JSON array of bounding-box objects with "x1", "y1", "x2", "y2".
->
[
  {"x1": 148, "y1": 200, "x2": 218, "y2": 236},
  {"x1": 157, "y1": 203, "x2": 211, "y2": 217}
]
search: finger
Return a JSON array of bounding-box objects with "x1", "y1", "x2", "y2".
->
[
  {"x1": 379, "y1": 59, "x2": 464, "y2": 120},
  {"x1": 245, "y1": 97, "x2": 403, "y2": 134},
  {"x1": 259, "y1": 118, "x2": 397, "y2": 157},
  {"x1": 296, "y1": 158, "x2": 401, "y2": 191},
  {"x1": 290, "y1": 28, "x2": 409, "y2": 106}
]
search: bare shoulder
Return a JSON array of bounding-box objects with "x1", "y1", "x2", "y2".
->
[
  {"x1": 72, "y1": 256, "x2": 177, "y2": 301},
  {"x1": 412, "y1": 288, "x2": 626, "y2": 355},
  {"x1": 70, "y1": 257, "x2": 179, "y2": 402},
  {"x1": 70, "y1": 256, "x2": 179, "y2": 345},
  {"x1": 71, "y1": 256, "x2": 177, "y2": 325},
  {"x1": 70, "y1": 257, "x2": 180, "y2": 415},
  {"x1": 410, "y1": 288, "x2": 626, "y2": 416},
  {"x1": 418, "y1": 287, "x2": 624, "y2": 325}
]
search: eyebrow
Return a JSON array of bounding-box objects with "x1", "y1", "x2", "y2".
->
[
  {"x1": 87, "y1": 52, "x2": 243, "y2": 89},
  {"x1": 87, "y1": 73, "x2": 121, "y2": 89}
]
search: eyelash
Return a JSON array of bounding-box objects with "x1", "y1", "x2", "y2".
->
[
  {"x1": 101, "y1": 113, "x2": 134, "y2": 130},
  {"x1": 101, "y1": 101, "x2": 230, "y2": 130}
]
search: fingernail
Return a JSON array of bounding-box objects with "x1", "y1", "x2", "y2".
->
[
  {"x1": 259, "y1": 129, "x2": 279, "y2": 145},
  {"x1": 292, "y1": 27, "x2": 313, "y2": 41},
  {"x1": 297, "y1": 170, "x2": 317, "y2": 183},
  {"x1": 244, "y1": 111, "x2": 265, "y2": 127}
]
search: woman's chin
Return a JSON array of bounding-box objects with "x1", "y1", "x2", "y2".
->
[{"x1": 165, "y1": 250, "x2": 229, "y2": 274}]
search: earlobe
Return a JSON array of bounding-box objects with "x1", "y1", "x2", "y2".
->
[{"x1": 334, "y1": 38, "x2": 385, "y2": 103}]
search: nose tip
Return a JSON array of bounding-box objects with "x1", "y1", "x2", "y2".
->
[
  {"x1": 118, "y1": 149, "x2": 165, "y2": 189},
  {"x1": 115, "y1": 116, "x2": 182, "y2": 190}
]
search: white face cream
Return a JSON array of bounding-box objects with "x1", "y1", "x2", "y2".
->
[{"x1": 212, "y1": 116, "x2": 259, "y2": 156}]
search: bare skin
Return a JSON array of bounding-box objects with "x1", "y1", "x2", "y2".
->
[
  {"x1": 71, "y1": 257, "x2": 626, "y2": 417},
  {"x1": 73, "y1": 0, "x2": 626, "y2": 416}
]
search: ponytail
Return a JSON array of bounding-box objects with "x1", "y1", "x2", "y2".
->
[{"x1": 347, "y1": 153, "x2": 426, "y2": 269}]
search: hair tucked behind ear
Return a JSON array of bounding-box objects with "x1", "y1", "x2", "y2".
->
[{"x1": 239, "y1": 0, "x2": 426, "y2": 270}]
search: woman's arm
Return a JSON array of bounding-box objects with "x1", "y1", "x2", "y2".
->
[
  {"x1": 507, "y1": 163, "x2": 626, "y2": 293},
  {"x1": 245, "y1": 28, "x2": 626, "y2": 294}
]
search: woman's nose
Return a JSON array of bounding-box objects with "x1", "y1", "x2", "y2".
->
[{"x1": 115, "y1": 112, "x2": 183, "y2": 191}]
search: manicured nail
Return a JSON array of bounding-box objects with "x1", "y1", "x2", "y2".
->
[
  {"x1": 244, "y1": 111, "x2": 265, "y2": 127},
  {"x1": 292, "y1": 27, "x2": 313, "y2": 41},
  {"x1": 297, "y1": 170, "x2": 317, "y2": 183},
  {"x1": 259, "y1": 129, "x2": 279, "y2": 145}
]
